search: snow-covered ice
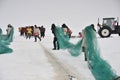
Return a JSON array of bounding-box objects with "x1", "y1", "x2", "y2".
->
[
  {"x1": 0, "y1": 36, "x2": 56, "y2": 80},
  {"x1": 0, "y1": 30, "x2": 120, "y2": 80}
]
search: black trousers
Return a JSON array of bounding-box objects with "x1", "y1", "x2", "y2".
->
[
  {"x1": 34, "y1": 35, "x2": 41, "y2": 42},
  {"x1": 41, "y1": 32, "x2": 45, "y2": 38},
  {"x1": 53, "y1": 37, "x2": 59, "y2": 50}
]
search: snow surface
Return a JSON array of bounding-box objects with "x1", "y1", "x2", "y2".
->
[
  {"x1": 0, "y1": 36, "x2": 55, "y2": 80},
  {"x1": 0, "y1": 33, "x2": 120, "y2": 80}
]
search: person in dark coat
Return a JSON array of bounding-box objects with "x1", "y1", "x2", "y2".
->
[
  {"x1": 6, "y1": 24, "x2": 13, "y2": 37},
  {"x1": 51, "y1": 24, "x2": 59, "y2": 50},
  {"x1": 91, "y1": 24, "x2": 96, "y2": 32},
  {"x1": 40, "y1": 26, "x2": 46, "y2": 38}
]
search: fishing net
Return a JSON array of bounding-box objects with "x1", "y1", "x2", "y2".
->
[
  {"x1": 68, "y1": 39, "x2": 83, "y2": 56},
  {"x1": 0, "y1": 27, "x2": 14, "y2": 43},
  {"x1": 0, "y1": 43, "x2": 13, "y2": 54},
  {"x1": 0, "y1": 27, "x2": 13, "y2": 54},
  {"x1": 55, "y1": 26, "x2": 83, "y2": 56},
  {"x1": 55, "y1": 25, "x2": 120, "y2": 80},
  {"x1": 83, "y1": 26, "x2": 119, "y2": 80},
  {"x1": 55, "y1": 27, "x2": 73, "y2": 49}
]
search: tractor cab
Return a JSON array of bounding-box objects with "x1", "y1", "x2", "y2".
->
[
  {"x1": 102, "y1": 18, "x2": 115, "y2": 30},
  {"x1": 98, "y1": 17, "x2": 120, "y2": 38}
]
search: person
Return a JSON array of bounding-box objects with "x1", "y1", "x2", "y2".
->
[
  {"x1": 6, "y1": 24, "x2": 13, "y2": 37},
  {"x1": 40, "y1": 26, "x2": 46, "y2": 38},
  {"x1": 26, "y1": 26, "x2": 32, "y2": 39},
  {"x1": 62, "y1": 24, "x2": 72, "y2": 38},
  {"x1": 81, "y1": 30, "x2": 87, "y2": 61},
  {"x1": 33, "y1": 25, "x2": 41, "y2": 42},
  {"x1": 113, "y1": 20, "x2": 119, "y2": 31},
  {"x1": 97, "y1": 23, "x2": 102, "y2": 32},
  {"x1": 78, "y1": 32, "x2": 82, "y2": 38},
  {"x1": 91, "y1": 24, "x2": 96, "y2": 32},
  {"x1": 51, "y1": 24, "x2": 59, "y2": 50},
  {"x1": 114, "y1": 20, "x2": 118, "y2": 27},
  {"x1": 19, "y1": 27, "x2": 27, "y2": 36}
]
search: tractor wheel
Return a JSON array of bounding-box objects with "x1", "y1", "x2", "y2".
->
[{"x1": 98, "y1": 27, "x2": 111, "y2": 38}]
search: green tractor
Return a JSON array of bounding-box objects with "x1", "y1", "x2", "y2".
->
[{"x1": 97, "y1": 17, "x2": 120, "y2": 38}]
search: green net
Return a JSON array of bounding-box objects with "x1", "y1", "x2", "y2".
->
[
  {"x1": 0, "y1": 27, "x2": 14, "y2": 44},
  {"x1": 55, "y1": 25, "x2": 120, "y2": 80},
  {"x1": 0, "y1": 27, "x2": 13, "y2": 54},
  {"x1": 55, "y1": 27, "x2": 74, "y2": 49},
  {"x1": 55, "y1": 26, "x2": 83, "y2": 56},
  {"x1": 83, "y1": 26, "x2": 119, "y2": 80},
  {"x1": 0, "y1": 28, "x2": 9, "y2": 42},
  {"x1": 0, "y1": 28, "x2": 9, "y2": 45},
  {"x1": 68, "y1": 39, "x2": 83, "y2": 56},
  {"x1": 0, "y1": 42, "x2": 13, "y2": 54}
]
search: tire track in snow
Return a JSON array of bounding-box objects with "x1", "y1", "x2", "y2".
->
[{"x1": 39, "y1": 43, "x2": 82, "y2": 80}]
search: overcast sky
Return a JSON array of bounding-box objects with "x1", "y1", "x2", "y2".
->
[{"x1": 0, "y1": 0, "x2": 120, "y2": 35}]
